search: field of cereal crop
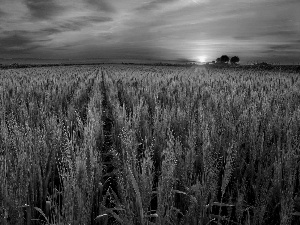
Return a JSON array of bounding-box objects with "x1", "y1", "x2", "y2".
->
[{"x1": 1, "y1": 65, "x2": 300, "y2": 225}]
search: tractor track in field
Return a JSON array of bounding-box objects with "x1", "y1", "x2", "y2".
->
[{"x1": 99, "y1": 68, "x2": 120, "y2": 225}]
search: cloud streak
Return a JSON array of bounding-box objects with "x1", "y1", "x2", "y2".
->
[
  {"x1": 42, "y1": 16, "x2": 113, "y2": 34},
  {"x1": 136, "y1": 0, "x2": 178, "y2": 11}
]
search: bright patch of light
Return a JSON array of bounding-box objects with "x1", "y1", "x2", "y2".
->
[{"x1": 198, "y1": 56, "x2": 207, "y2": 63}]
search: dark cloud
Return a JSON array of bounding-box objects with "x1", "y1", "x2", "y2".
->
[
  {"x1": 25, "y1": 0, "x2": 64, "y2": 20},
  {"x1": 1, "y1": 30, "x2": 51, "y2": 41},
  {"x1": 0, "y1": 34, "x2": 47, "y2": 55},
  {"x1": 0, "y1": 9, "x2": 5, "y2": 17},
  {"x1": 268, "y1": 43, "x2": 300, "y2": 52},
  {"x1": 234, "y1": 30, "x2": 299, "y2": 41},
  {"x1": 0, "y1": 13, "x2": 112, "y2": 57},
  {"x1": 52, "y1": 43, "x2": 77, "y2": 51},
  {"x1": 81, "y1": 15, "x2": 113, "y2": 23},
  {"x1": 42, "y1": 16, "x2": 112, "y2": 34},
  {"x1": 136, "y1": 0, "x2": 177, "y2": 11},
  {"x1": 234, "y1": 36, "x2": 252, "y2": 41},
  {"x1": 0, "y1": 34, "x2": 34, "y2": 48},
  {"x1": 86, "y1": 0, "x2": 115, "y2": 12},
  {"x1": 42, "y1": 27, "x2": 62, "y2": 35},
  {"x1": 269, "y1": 44, "x2": 293, "y2": 51},
  {"x1": 264, "y1": 30, "x2": 299, "y2": 36}
]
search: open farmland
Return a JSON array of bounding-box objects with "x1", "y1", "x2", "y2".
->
[{"x1": 1, "y1": 65, "x2": 300, "y2": 225}]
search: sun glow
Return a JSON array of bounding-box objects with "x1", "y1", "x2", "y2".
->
[{"x1": 198, "y1": 56, "x2": 207, "y2": 63}]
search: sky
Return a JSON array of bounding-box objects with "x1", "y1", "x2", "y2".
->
[{"x1": 0, "y1": 0, "x2": 299, "y2": 64}]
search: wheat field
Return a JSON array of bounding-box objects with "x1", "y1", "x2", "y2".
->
[{"x1": 1, "y1": 65, "x2": 300, "y2": 225}]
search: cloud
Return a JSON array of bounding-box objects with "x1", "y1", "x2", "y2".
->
[
  {"x1": 267, "y1": 41, "x2": 300, "y2": 52},
  {"x1": 0, "y1": 33, "x2": 48, "y2": 55},
  {"x1": 136, "y1": 0, "x2": 178, "y2": 11},
  {"x1": 269, "y1": 44, "x2": 294, "y2": 51},
  {"x1": 0, "y1": 0, "x2": 299, "y2": 63},
  {"x1": 81, "y1": 15, "x2": 113, "y2": 23},
  {"x1": 0, "y1": 33, "x2": 37, "y2": 47},
  {"x1": 235, "y1": 30, "x2": 299, "y2": 41},
  {"x1": 0, "y1": 9, "x2": 5, "y2": 17},
  {"x1": 42, "y1": 16, "x2": 112, "y2": 34},
  {"x1": 86, "y1": 0, "x2": 115, "y2": 12},
  {"x1": 264, "y1": 30, "x2": 299, "y2": 37},
  {"x1": 25, "y1": 0, "x2": 65, "y2": 20}
]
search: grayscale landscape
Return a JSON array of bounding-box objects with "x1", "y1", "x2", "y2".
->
[{"x1": 1, "y1": 0, "x2": 300, "y2": 224}]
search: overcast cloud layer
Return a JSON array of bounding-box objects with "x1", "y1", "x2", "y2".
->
[{"x1": 0, "y1": 0, "x2": 299, "y2": 64}]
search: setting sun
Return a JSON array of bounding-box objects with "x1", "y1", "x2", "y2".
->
[{"x1": 198, "y1": 56, "x2": 207, "y2": 63}]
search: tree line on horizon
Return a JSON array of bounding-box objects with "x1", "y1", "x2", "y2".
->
[{"x1": 213, "y1": 55, "x2": 240, "y2": 64}]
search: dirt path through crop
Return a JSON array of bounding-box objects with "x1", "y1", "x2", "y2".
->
[{"x1": 100, "y1": 69, "x2": 119, "y2": 224}]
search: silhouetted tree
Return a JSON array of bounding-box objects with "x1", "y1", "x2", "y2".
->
[
  {"x1": 216, "y1": 58, "x2": 221, "y2": 63},
  {"x1": 220, "y1": 55, "x2": 230, "y2": 63},
  {"x1": 230, "y1": 56, "x2": 240, "y2": 64}
]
